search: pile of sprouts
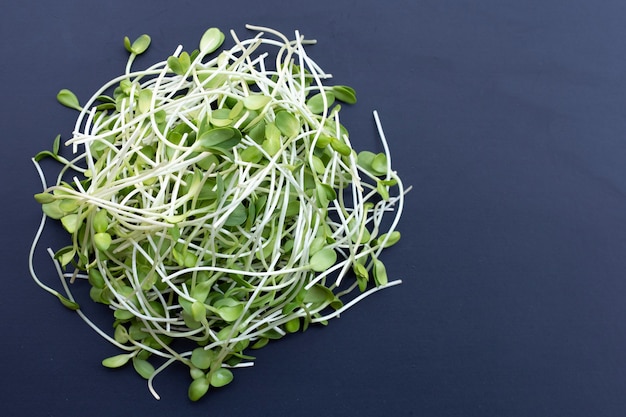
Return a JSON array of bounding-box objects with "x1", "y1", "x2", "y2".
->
[{"x1": 29, "y1": 25, "x2": 407, "y2": 401}]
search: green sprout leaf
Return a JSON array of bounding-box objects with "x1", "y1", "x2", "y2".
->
[
  {"x1": 102, "y1": 353, "x2": 133, "y2": 368},
  {"x1": 190, "y1": 280, "x2": 213, "y2": 303},
  {"x1": 229, "y1": 100, "x2": 244, "y2": 119},
  {"x1": 93, "y1": 209, "x2": 109, "y2": 233},
  {"x1": 137, "y1": 89, "x2": 153, "y2": 113},
  {"x1": 373, "y1": 258, "x2": 388, "y2": 286},
  {"x1": 224, "y1": 203, "x2": 247, "y2": 226},
  {"x1": 54, "y1": 246, "x2": 76, "y2": 267},
  {"x1": 306, "y1": 91, "x2": 335, "y2": 114},
  {"x1": 309, "y1": 248, "x2": 337, "y2": 272},
  {"x1": 376, "y1": 231, "x2": 401, "y2": 248},
  {"x1": 190, "y1": 367, "x2": 205, "y2": 380},
  {"x1": 210, "y1": 368, "x2": 234, "y2": 388},
  {"x1": 239, "y1": 145, "x2": 263, "y2": 163},
  {"x1": 262, "y1": 122, "x2": 282, "y2": 156},
  {"x1": 124, "y1": 34, "x2": 151, "y2": 55},
  {"x1": 191, "y1": 300, "x2": 207, "y2": 322},
  {"x1": 353, "y1": 260, "x2": 369, "y2": 281},
  {"x1": 314, "y1": 135, "x2": 331, "y2": 148},
  {"x1": 357, "y1": 151, "x2": 388, "y2": 176},
  {"x1": 376, "y1": 180, "x2": 390, "y2": 200},
  {"x1": 167, "y1": 52, "x2": 191, "y2": 75},
  {"x1": 274, "y1": 111, "x2": 299, "y2": 138},
  {"x1": 113, "y1": 309, "x2": 135, "y2": 320},
  {"x1": 190, "y1": 348, "x2": 216, "y2": 370},
  {"x1": 243, "y1": 94, "x2": 271, "y2": 110},
  {"x1": 285, "y1": 317, "x2": 301, "y2": 333},
  {"x1": 41, "y1": 200, "x2": 64, "y2": 219},
  {"x1": 199, "y1": 27, "x2": 225, "y2": 54},
  {"x1": 210, "y1": 108, "x2": 233, "y2": 127},
  {"x1": 371, "y1": 153, "x2": 388, "y2": 175},
  {"x1": 123, "y1": 36, "x2": 132, "y2": 53},
  {"x1": 59, "y1": 199, "x2": 79, "y2": 213},
  {"x1": 61, "y1": 214, "x2": 80, "y2": 234},
  {"x1": 34, "y1": 150, "x2": 58, "y2": 162},
  {"x1": 303, "y1": 284, "x2": 336, "y2": 305},
  {"x1": 132, "y1": 357, "x2": 155, "y2": 379},
  {"x1": 56, "y1": 293, "x2": 80, "y2": 310},
  {"x1": 353, "y1": 261, "x2": 369, "y2": 292},
  {"x1": 113, "y1": 324, "x2": 129, "y2": 344},
  {"x1": 215, "y1": 298, "x2": 244, "y2": 322},
  {"x1": 331, "y1": 85, "x2": 357, "y2": 104},
  {"x1": 52, "y1": 134, "x2": 61, "y2": 155},
  {"x1": 167, "y1": 55, "x2": 181, "y2": 73},
  {"x1": 88, "y1": 268, "x2": 105, "y2": 289},
  {"x1": 315, "y1": 182, "x2": 336, "y2": 209},
  {"x1": 329, "y1": 137, "x2": 351, "y2": 156},
  {"x1": 198, "y1": 127, "x2": 242, "y2": 152},
  {"x1": 94, "y1": 232, "x2": 112, "y2": 251},
  {"x1": 57, "y1": 89, "x2": 82, "y2": 111},
  {"x1": 188, "y1": 377, "x2": 210, "y2": 401},
  {"x1": 34, "y1": 192, "x2": 55, "y2": 204}
]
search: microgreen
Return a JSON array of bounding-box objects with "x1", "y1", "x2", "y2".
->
[
  {"x1": 309, "y1": 247, "x2": 338, "y2": 272},
  {"x1": 210, "y1": 368, "x2": 234, "y2": 388},
  {"x1": 331, "y1": 85, "x2": 357, "y2": 104},
  {"x1": 56, "y1": 89, "x2": 81, "y2": 111},
  {"x1": 188, "y1": 377, "x2": 210, "y2": 401},
  {"x1": 307, "y1": 91, "x2": 335, "y2": 114},
  {"x1": 199, "y1": 27, "x2": 225, "y2": 54},
  {"x1": 132, "y1": 357, "x2": 156, "y2": 379},
  {"x1": 102, "y1": 353, "x2": 133, "y2": 368},
  {"x1": 29, "y1": 24, "x2": 408, "y2": 402},
  {"x1": 167, "y1": 52, "x2": 191, "y2": 75},
  {"x1": 124, "y1": 34, "x2": 151, "y2": 55},
  {"x1": 56, "y1": 293, "x2": 80, "y2": 310},
  {"x1": 197, "y1": 127, "x2": 242, "y2": 152},
  {"x1": 243, "y1": 94, "x2": 271, "y2": 110}
]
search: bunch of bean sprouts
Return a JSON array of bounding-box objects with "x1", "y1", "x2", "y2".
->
[{"x1": 29, "y1": 24, "x2": 407, "y2": 401}]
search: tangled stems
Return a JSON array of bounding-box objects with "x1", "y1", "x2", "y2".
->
[{"x1": 29, "y1": 24, "x2": 408, "y2": 401}]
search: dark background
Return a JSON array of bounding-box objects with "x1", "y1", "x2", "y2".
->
[{"x1": 3, "y1": 0, "x2": 626, "y2": 416}]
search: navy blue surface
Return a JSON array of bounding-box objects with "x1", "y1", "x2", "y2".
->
[{"x1": 3, "y1": 0, "x2": 626, "y2": 415}]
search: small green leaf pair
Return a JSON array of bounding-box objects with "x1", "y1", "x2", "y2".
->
[
  {"x1": 306, "y1": 85, "x2": 356, "y2": 114},
  {"x1": 352, "y1": 256, "x2": 389, "y2": 288},
  {"x1": 34, "y1": 134, "x2": 63, "y2": 162},
  {"x1": 102, "y1": 352, "x2": 155, "y2": 380},
  {"x1": 124, "y1": 34, "x2": 151, "y2": 55},
  {"x1": 167, "y1": 28, "x2": 225, "y2": 76},
  {"x1": 188, "y1": 366, "x2": 234, "y2": 401},
  {"x1": 168, "y1": 51, "x2": 191, "y2": 75},
  {"x1": 357, "y1": 151, "x2": 388, "y2": 176},
  {"x1": 41, "y1": 197, "x2": 78, "y2": 220}
]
